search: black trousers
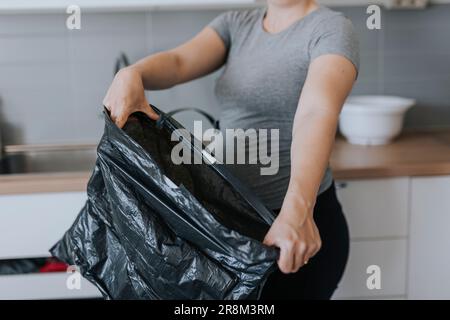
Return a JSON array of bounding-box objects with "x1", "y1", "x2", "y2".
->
[{"x1": 260, "y1": 182, "x2": 350, "y2": 300}]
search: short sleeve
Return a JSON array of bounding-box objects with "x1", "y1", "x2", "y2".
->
[
  {"x1": 208, "y1": 11, "x2": 236, "y2": 50},
  {"x1": 309, "y1": 15, "x2": 360, "y2": 75}
]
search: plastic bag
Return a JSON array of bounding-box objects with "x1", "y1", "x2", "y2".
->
[{"x1": 50, "y1": 106, "x2": 278, "y2": 300}]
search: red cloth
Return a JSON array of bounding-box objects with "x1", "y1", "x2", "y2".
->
[{"x1": 39, "y1": 259, "x2": 68, "y2": 273}]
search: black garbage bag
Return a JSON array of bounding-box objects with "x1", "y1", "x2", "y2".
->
[{"x1": 50, "y1": 106, "x2": 278, "y2": 300}]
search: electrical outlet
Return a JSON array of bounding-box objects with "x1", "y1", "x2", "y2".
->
[{"x1": 385, "y1": 0, "x2": 428, "y2": 9}]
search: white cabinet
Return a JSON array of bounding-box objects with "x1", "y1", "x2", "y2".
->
[
  {"x1": 336, "y1": 178, "x2": 409, "y2": 239},
  {"x1": 333, "y1": 178, "x2": 410, "y2": 299},
  {"x1": 0, "y1": 192, "x2": 86, "y2": 259},
  {"x1": 408, "y1": 176, "x2": 450, "y2": 299},
  {"x1": 333, "y1": 176, "x2": 450, "y2": 300},
  {"x1": 333, "y1": 239, "x2": 407, "y2": 299},
  {"x1": 2, "y1": 176, "x2": 448, "y2": 300},
  {"x1": 0, "y1": 191, "x2": 102, "y2": 299},
  {"x1": 0, "y1": 273, "x2": 101, "y2": 300}
]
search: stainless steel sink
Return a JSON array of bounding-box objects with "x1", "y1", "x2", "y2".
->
[{"x1": 0, "y1": 144, "x2": 97, "y2": 175}]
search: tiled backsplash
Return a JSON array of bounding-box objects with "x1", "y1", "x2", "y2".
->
[
  {"x1": 344, "y1": 5, "x2": 450, "y2": 129},
  {"x1": 1, "y1": 5, "x2": 450, "y2": 144}
]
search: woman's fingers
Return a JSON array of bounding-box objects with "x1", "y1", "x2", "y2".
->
[
  {"x1": 141, "y1": 104, "x2": 160, "y2": 121},
  {"x1": 108, "y1": 105, "x2": 127, "y2": 128},
  {"x1": 293, "y1": 244, "x2": 307, "y2": 272},
  {"x1": 277, "y1": 242, "x2": 295, "y2": 274},
  {"x1": 264, "y1": 234, "x2": 294, "y2": 274},
  {"x1": 280, "y1": 241, "x2": 319, "y2": 273},
  {"x1": 115, "y1": 113, "x2": 129, "y2": 128},
  {"x1": 263, "y1": 213, "x2": 322, "y2": 274},
  {"x1": 104, "y1": 101, "x2": 159, "y2": 128},
  {"x1": 265, "y1": 234, "x2": 309, "y2": 274},
  {"x1": 278, "y1": 240, "x2": 310, "y2": 274},
  {"x1": 102, "y1": 67, "x2": 155, "y2": 127},
  {"x1": 299, "y1": 243, "x2": 321, "y2": 269}
]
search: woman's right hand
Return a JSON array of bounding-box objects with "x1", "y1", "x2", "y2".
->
[{"x1": 103, "y1": 66, "x2": 159, "y2": 128}]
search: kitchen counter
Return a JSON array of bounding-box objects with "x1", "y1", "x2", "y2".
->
[
  {"x1": 0, "y1": 143, "x2": 95, "y2": 195},
  {"x1": 0, "y1": 172, "x2": 91, "y2": 195},
  {"x1": 1, "y1": 129, "x2": 450, "y2": 195},
  {"x1": 331, "y1": 129, "x2": 450, "y2": 180}
]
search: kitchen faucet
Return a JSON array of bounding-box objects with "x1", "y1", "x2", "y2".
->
[{"x1": 114, "y1": 52, "x2": 130, "y2": 76}]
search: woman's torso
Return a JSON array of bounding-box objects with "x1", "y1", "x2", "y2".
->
[{"x1": 212, "y1": 6, "x2": 357, "y2": 209}]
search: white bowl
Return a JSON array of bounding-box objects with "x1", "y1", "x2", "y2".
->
[{"x1": 339, "y1": 95, "x2": 415, "y2": 145}]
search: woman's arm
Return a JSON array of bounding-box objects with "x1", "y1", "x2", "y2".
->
[
  {"x1": 103, "y1": 27, "x2": 226, "y2": 127},
  {"x1": 264, "y1": 54, "x2": 357, "y2": 274}
]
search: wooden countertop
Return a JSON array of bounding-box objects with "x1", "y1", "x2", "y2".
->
[
  {"x1": 330, "y1": 129, "x2": 450, "y2": 180},
  {"x1": 0, "y1": 172, "x2": 91, "y2": 195},
  {"x1": 1, "y1": 129, "x2": 450, "y2": 195}
]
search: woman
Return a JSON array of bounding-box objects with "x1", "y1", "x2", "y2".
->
[{"x1": 103, "y1": 0, "x2": 358, "y2": 300}]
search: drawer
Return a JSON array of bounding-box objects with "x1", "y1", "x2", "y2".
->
[
  {"x1": 336, "y1": 178, "x2": 409, "y2": 239},
  {"x1": 0, "y1": 192, "x2": 86, "y2": 259},
  {"x1": 408, "y1": 176, "x2": 450, "y2": 299},
  {"x1": 0, "y1": 273, "x2": 101, "y2": 299},
  {"x1": 333, "y1": 239, "x2": 407, "y2": 299}
]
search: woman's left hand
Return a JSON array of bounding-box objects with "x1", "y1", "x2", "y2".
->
[{"x1": 263, "y1": 195, "x2": 322, "y2": 274}]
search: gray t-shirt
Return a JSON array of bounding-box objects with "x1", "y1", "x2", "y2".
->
[{"x1": 208, "y1": 6, "x2": 359, "y2": 210}]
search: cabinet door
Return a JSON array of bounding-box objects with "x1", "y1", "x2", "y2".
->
[
  {"x1": 333, "y1": 239, "x2": 407, "y2": 299},
  {"x1": 409, "y1": 176, "x2": 450, "y2": 299},
  {"x1": 0, "y1": 273, "x2": 101, "y2": 300},
  {"x1": 0, "y1": 192, "x2": 86, "y2": 259},
  {"x1": 336, "y1": 178, "x2": 409, "y2": 239}
]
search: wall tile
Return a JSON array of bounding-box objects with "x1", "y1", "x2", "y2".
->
[
  {"x1": 383, "y1": 78, "x2": 450, "y2": 127},
  {"x1": 0, "y1": 83, "x2": 75, "y2": 144},
  {"x1": 0, "y1": 14, "x2": 67, "y2": 35},
  {"x1": 383, "y1": 53, "x2": 450, "y2": 82},
  {"x1": 358, "y1": 53, "x2": 382, "y2": 83},
  {"x1": 148, "y1": 10, "x2": 221, "y2": 51},
  {"x1": 383, "y1": 4, "x2": 450, "y2": 28},
  {"x1": 2, "y1": 6, "x2": 450, "y2": 145},
  {"x1": 72, "y1": 12, "x2": 147, "y2": 35},
  {"x1": 0, "y1": 34, "x2": 69, "y2": 65},
  {"x1": 383, "y1": 24, "x2": 450, "y2": 55},
  {"x1": 145, "y1": 10, "x2": 223, "y2": 125},
  {"x1": 338, "y1": 6, "x2": 382, "y2": 55},
  {"x1": 65, "y1": 12, "x2": 151, "y2": 144},
  {"x1": 406, "y1": 105, "x2": 450, "y2": 128},
  {"x1": 0, "y1": 61, "x2": 73, "y2": 144},
  {"x1": 0, "y1": 62, "x2": 69, "y2": 91},
  {"x1": 350, "y1": 80, "x2": 382, "y2": 96}
]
